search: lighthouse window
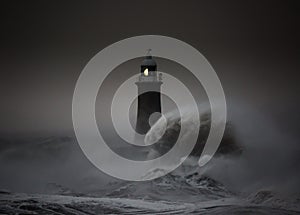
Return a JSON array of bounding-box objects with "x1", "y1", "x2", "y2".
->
[{"x1": 144, "y1": 68, "x2": 149, "y2": 76}]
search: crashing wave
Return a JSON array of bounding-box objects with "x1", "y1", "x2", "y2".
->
[{"x1": 145, "y1": 106, "x2": 241, "y2": 160}]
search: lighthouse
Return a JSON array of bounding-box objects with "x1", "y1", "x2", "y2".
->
[{"x1": 135, "y1": 50, "x2": 162, "y2": 134}]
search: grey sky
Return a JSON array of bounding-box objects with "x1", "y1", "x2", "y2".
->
[{"x1": 0, "y1": 1, "x2": 299, "y2": 137}]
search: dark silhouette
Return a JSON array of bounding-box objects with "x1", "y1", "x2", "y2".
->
[{"x1": 135, "y1": 50, "x2": 162, "y2": 134}]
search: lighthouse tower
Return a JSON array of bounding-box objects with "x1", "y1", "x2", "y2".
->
[{"x1": 135, "y1": 50, "x2": 162, "y2": 134}]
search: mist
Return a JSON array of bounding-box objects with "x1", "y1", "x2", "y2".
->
[
  {"x1": 0, "y1": 99, "x2": 298, "y2": 197},
  {"x1": 203, "y1": 101, "x2": 300, "y2": 194}
]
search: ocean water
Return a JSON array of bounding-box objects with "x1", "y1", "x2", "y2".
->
[{"x1": 0, "y1": 107, "x2": 299, "y2": 214}]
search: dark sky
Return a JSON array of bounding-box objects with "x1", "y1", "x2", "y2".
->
[{"x1": 0, "y1": 1, "x2": 299, "y2": 136}]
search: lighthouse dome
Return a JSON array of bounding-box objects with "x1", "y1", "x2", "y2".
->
[{"x1": 141, "y1": 55, "x2": 157, "y2": 67}]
